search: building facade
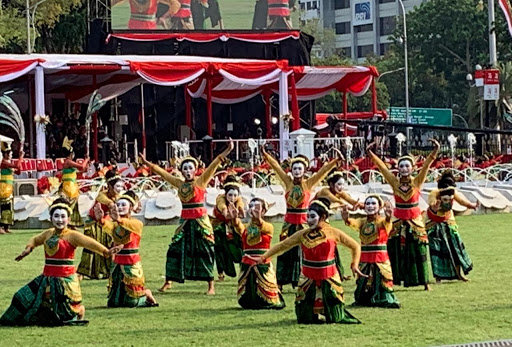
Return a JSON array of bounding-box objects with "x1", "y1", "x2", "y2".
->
[{"x1": 300, "y1": 0, "x2": 426, "y2": 61}]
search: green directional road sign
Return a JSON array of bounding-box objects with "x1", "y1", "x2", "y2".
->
[{"x1": 387, "y1": 107, "x2": 452, "y2": 126}]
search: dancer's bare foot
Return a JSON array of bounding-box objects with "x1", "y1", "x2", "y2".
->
[
  {"x1": 158, "y1": 280, "x2": 172, "y2": 292},
  {"x1": 78, "y1": 305, "x2": 85, "y2": 320},
  {"x1": 145, "y1": 289, "x2": 158, "y2": 306},
  {"x1": 206, "y1": 280, "x2": 215, "y2": 295},
  {"x1": 217, "y1": 273, "x2": 225, "y2": 282},
  {"x1": 435, "y1": 277, "x2": 441, "y2": 284},
  {"x1": 342, "y1": 275, "x2": 352, "y2": 281},
  {"x1": 0, "y1": 227, "x2": 5, "y2": 234},
  {"x1": 77, "y1": 274, "x2": 84, "y2": 281},
  {"x1": 4, "y1": 227, "x2": 10, "y2": 233},
  {"x1": 424, "y1": 283, "x2": 432, "y2": 291}
]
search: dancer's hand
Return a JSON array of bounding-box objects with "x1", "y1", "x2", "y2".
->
[
  {"x1": 15, "y1": 246, "x2": 32, "y2": 261},
  {"x1": 138, "y1": 153, "x2": 151, "y2": 166},
  {"x1": 106, "y1": 245, "x2": 123, "y2": 257},
  {"x1": 384, "y1": 201, "x2": 393, "y2": 218},
  {"x1": 94, "y1": 204, "x2": 105, "y2": 221},
  {"x1": 351, "y1": 263, "x2": 367, "y2": 278},
  {"x1": 221, "y1": 138, "x2": 234, "y2": 156},
  {"x1": 341, "y1": 205, "x2": 349, "y2": 222},
  {"x1": 111, "y1": 205, "x2": 120, "y2": 222},
  {"x1": 366, "y1": 142, "x2": 376, "y2": 153},
  {"x1": 352, "y1": 200, "x2": 363, "y2": 211},
  {"x1": 254, "y1": 256, "x2": 266, "y2": 265},
  {"x1": 470, "y1": 201, "x2": 480, "y2": 210},
  {"x1": 429, "y1": 138, "x2": 441, "y2": 151},
  {"x1": 431, "y1": 199, "x2": 441, "y2": 212}
]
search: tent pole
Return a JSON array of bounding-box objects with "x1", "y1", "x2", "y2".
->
[
  {"x1": 35, "y1": 66, "x2": 46, "y2": 159},
  {"x1": 264, "y1": 90, "x2": 272, "y2": 139},
  {"x1": 206, "y1": 77, "x2": 213, "y2": 137},
  {"x1": 185, "y1": 84, "x2": 192, "y2": 129},
  {"x1": 343, "y1": 92, "x2": 348, "y2": 136},
  {"x1": 92, "y1": 74, "x2": 99, "y2": 162},
  {"x1": 289, "y1": 73, "x2": 300, "y2": 131},
  {"x1": 140, "y1": 84, "x2": 146, "y2": 157},
  {"x1": 278, "y1": 72, "x2": 290, "y2": 160},
  {"x1": 371, "y1": 77, "x2": 377, "y2": 115}
]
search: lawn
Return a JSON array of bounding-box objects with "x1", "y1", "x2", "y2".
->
[
  {"x1": 0, "y1": 214, "x2": 511, "y2": 346},
  {"x1": 111, "y1": 1, "x2": 300, "y2": 30}
]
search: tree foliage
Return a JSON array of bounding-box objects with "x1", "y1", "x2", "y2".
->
[{"x1": 0, "y1": 0, "x2": 84, "y2": 53}]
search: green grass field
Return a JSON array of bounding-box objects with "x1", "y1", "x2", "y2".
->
[
  {"x1": 112, "y1": 1, "x2": 300, "y2": 30},
  {"x1": 0, "y1": 214, "x2": 511, "y2": 346}
]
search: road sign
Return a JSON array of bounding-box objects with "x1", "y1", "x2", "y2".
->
[
  {"x1": 483, "y1": 69, "x2": 500, "y2": 101},
  {"x1": 387, "y1": 107, "x2": 453, "y2": 126}
]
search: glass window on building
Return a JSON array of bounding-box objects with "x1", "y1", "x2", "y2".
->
[
  {"x1": 307, "y1": 1, "x2": 312, "y2": 10},
  {"x1": 300, "y1": 2, "x2": 305, "y2": 10},
  {"x1": 380, "y1": 43, "x2": 392, "y2": 55},
  {"x1": 357, "y1": 44, "x2": 374, "y2": 58},
  {"x1": 334, "y1": 0, "x2": 350, "y2": 10},
  {"x1": 337, "y1": 47, "x2": 352, "y2": 58},
  {"x1": 356, "y1": 24, "x2": 373, "y2": 32},
  {"x1": 312, "y1": 1, "x2": 318, "y2": 9},
  {"x1": 335, "y1": 22, "x2": 351, "y2": 35},
  {"x1": 379, "y1": 16, "x2": 396, "y2": 36}
]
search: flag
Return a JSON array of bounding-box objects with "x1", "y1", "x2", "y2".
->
[{"x1": 499, "y1": 0, "x2": 512, "y2": 37}]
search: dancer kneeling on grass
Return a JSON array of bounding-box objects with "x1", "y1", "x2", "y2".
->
[
  {"x1": 342, "y1": 195, "x2": 400, "y2": 308},
  {"x1": 234, "y1": 197, "x2": 285, "y2": 310},
  {"x1": 212, "y1": 175, "x2": 245, "y2": 281},
  {"x1": 97, "y1": 190, "x2": 158, "y2": 307},
  {"x1": 0, "y1": 198, "x2": 117, "y2": 326},
  {"x1": 256, "y1": 198, "x2": 363, "y2": 324},
  {"x1": 139, "y1": 140, "x2": 234, "y2": 295},
  {"x1": 426, "y1": 170, "x2": 477, "y2": 283}
]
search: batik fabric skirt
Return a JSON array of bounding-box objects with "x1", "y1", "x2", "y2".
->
[
  {"x1": 0, "y1": 196, "x2": 14, "y2": 226},
  {"x1": 77, "y1": 220, "x2": 112, "y2": 279},
  {"x1": 388, "y1": 219, "x2": 429, "y2": 287},
  {"x1": 213, "y1": 221, "x2": 242, "y2": 278},
  {"x1": 237, "y1": 262, "x2": 285, "y2": 309},
  {"x1": 108, "y1": 262, "x2": 151, "y2": 307},
  {"x1": 0, "y1": 274, "x2": 84, "y2": 326},
  {"x1": 276, "y1": 222, "x2": 306, "y2": 287},
  {"x1": 354, "y1": 261, "x2": 400, "y2": 308},
  {"x1": 428, "y1": 222, "x2": 472, "y2": 280},
  {"x1": 295, "y1": 273, "x2": 360, "y2": 324},
  {"x1": 165, "y1": 217, "x2": 215, "y2": 282}
]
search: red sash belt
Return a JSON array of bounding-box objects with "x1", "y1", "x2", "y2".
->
[{"x1": 43, "y1": 258, "x2": 75, "y2": 277}]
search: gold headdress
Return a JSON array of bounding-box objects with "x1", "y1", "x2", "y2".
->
[
  {"x1": 179, "y1": 156, "x2": 199, "y2": 169},
  {"x1": 310, "y1": 199, "x2": 333, "y2": 214},
  {"x1": 50, "y1": 202, "x2": 73, "y2": 216},
  {"x1": 118, "y1": 192, "x2": 138, "y2": 207},
  {"x1": 397, "y1": 155, "x2": 415, "y2": 166},
  {"x1": 327, "y1": 171, "x2": 344, "y2": 181},
  {"x1": 0, "y1": 141, "x2": 11, "y2": 152},
  {"x1": 290, "y1": 155, "x2": 309, "y2": 168},
  {"x1": 62, "y1": 136, "x2": 74, "y2": 153}
]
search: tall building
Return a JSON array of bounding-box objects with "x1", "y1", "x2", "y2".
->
[{"x1": 300, "y1": 0, "x2": 426, "y2": 61}]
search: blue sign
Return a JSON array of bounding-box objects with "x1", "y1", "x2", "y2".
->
[{"x1": 353, "y1": 0, "x2": 372, "y2": 26}]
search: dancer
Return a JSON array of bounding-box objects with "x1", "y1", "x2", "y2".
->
[
  {"x1": 112, "y1": 0, "x2": 180, "y2": 29},
  {"x1": 77, "y1": 168, "x2": 125, "y2": 279},
  {"x1": 367, "y1": 139, "x2": 440, "y2": 290},
  {"x1": 261, "y1": 147, "x2": 341, "y2": 288},
  {"x1": 171, "y1": 0, "x2": 209, "y2": 29},
  {"x1": 343, "y1": 195, "x2": 400, "y2": 308},
  {"x1": 99, "y1": 190, "x2": 158, "y2": 307},
  {"x1": 60, "y1": 137, "x2": 90, "y2": 229},
  {"x1": 0, "y1": 198, "x2": 116, "y2": 326},
  {"x1": 234, "y1": 198, "x2": 285, "y2": 310},
  {"x1": 426, "y1": 170, "x2": 477, "y2": 283},
  {"x1": 212, "y1": 175, "x2": 245, "y2": 281},
  {"x1": 268, "y1": 0, "x2": 294, "y2": 29},
  {"x1": 139, "y1": 140, "x2": 233, "y2": 295},
  {"x1": 0, "y1": 141, "x2": 23, "y2": 234},
  {"x1": 313, "y1": 171, "x2": 362, "y2": 211},
  {"x1": 257, "y1": 198, "x2": 363, "y2": 324}
]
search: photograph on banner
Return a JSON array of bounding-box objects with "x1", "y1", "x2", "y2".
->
[{"x1": 111, "y1": 0, "x2": 301, "y2": 31}]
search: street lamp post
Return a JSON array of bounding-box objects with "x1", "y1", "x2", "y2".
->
[
  {"x1": 26, "y1": 0, "x2": 31, "y2": 54},
  {"x1": 397, "y1": 0, "x2": 411, "y2": 152}
]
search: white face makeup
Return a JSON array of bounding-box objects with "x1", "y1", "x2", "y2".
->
[
  {"x1": 291, "y1": 162, "x2": 305, "y2": 179},
  {"x1": 116, "y1": 199, "x2": 131, "y2": 216},
  {"x1": 334, "y1": 177, "x2": 346, "y2": 193},
  {"x1": 440, "y1": 195, "x2": 453, "y2": 210},
  {"x1": 181, "y1": 162, "x2": 196, "y2": 181},
  {"x1": 364, "y1": 197, "x2": 380, "y2": 215},
  {"x1": 307, "y1": 209, "x2": 320, "y2": 228},
  {"x1": 398, "y1": 159, "x2": 413, "y2": 177},
  {"x1": 51, "y1": 208, "x2": 69, "y2": 230},
  {"x1": 113, "y1": 180, "x2": 125, "y2": 194},
  {"x1": 226, "y1": 188, "x2": 239, "y2": 203}
]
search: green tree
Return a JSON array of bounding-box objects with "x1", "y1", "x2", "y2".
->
[{"x1": 0, "y1": 0, "x2": 84, "y2": 53}]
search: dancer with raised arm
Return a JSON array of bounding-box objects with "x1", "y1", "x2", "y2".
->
[
  {"x1": 367, "y1": 139, "x2": 440, "y2": 290},
  {"x1": 261, "y1": 147, "x2": 341, "y2": 289},
  {"x1": 257, "y1": 198, "x2": 363, "y2": 324},
  {"x1": 0, "y1": 198, "x2": 116, "y2": 326},
  {"x1": 212, "y1": 175, "x2": 245, "y2": 281},
  {"x1": 234, "y1": 197, "x2": 285, "y2": 310},
  {"x1": 426, "y1": 170, "x2": 477, "y2": 283},
  {"x1": 139, "y1": 140, "x2": 233, "y2": 295},
  {"x1": 98, "y1": 190, "x2": 158, "y2": 307},
  {"x1": 60, "y1": 137, "x2": 90, "y2": 229},
  {"x1": 77, "y1": 168, "x2": 125, "y2": 279},
  {"x1": 313, "y1": 171, "x2": 362, "y2": 211},
  {"x1": 343, "y1": 195, "x2": 400, "y2": 308},
  {"x1": 0, "y1": 141, "x2": 23, "y2": 234}
]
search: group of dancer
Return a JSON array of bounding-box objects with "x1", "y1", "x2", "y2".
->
[{"x1": 0, "y1": 137, "x2": 477, "y2": 326}]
